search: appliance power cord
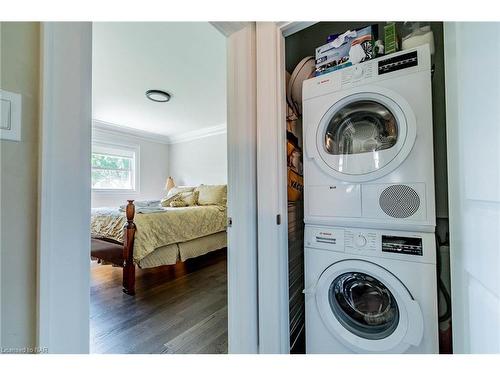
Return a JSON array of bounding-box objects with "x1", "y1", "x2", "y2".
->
[{"x1": 436, "y1": 234, "x2": 452, "y2": 323}]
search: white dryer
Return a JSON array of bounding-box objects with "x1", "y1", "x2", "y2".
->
[
  {"x1": 302, "y1": 45, "x2": 435, "y2": 232},
  {"x1": 304, "y1": 225, "x2": 438, "y2": 353}
]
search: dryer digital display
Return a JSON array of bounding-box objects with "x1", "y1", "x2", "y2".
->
[
  {"x1": 382, "y1": 235, "x2": 423, "y2": 256},
  {"x1": 378, "y1": 51, "x2": 418, "y2": 75}
]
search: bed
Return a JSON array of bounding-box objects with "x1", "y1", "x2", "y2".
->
[{"x1": 90, "y1": 200, "x2": 227, "y2": 295}]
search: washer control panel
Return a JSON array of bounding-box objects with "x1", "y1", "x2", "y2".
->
[
  {"x1": 306, "y1": 227, "x2": 345, "y2": 252},
  {"x1": 345, "y1": 230, "x2": 377, "y2": 251},
  {"x1": 305, "y1": 226, "x2": 434, "y2": 263},
  {"x1": 382, "y1": 235, "x2": 423, "y2": 256}
]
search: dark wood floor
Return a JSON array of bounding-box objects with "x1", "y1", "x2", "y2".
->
[{"x1": 90, "y1": 249, "x2": 228, "y2": 354}]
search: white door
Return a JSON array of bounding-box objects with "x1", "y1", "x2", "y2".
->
[{"x1": 444, "y1": 22, "x2": 500, "y2": 353}]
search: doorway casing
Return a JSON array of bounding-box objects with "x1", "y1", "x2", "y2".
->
[{"x1": 37, "y1": 22, "x2": 259, "y2": 354}]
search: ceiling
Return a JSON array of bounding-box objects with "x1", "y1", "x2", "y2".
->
[{"x1": 92, "y1": 22, "x2": 226, "y2": 138}]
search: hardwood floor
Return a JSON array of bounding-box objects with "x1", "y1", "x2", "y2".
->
[{"x1": 90, "y1": 249, "x2": 228, "y2": 354}]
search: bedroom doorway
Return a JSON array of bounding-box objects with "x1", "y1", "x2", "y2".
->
[
  {"x1": 38, "y1": 22, "x2": 258, "y2": 354},
  {"x1": 89, "y1": 22, "x2": 228, "y2": 354}
]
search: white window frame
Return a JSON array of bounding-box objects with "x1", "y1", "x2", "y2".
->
[{"x1": 91, "y1": 140, "x2": 140, "y2": 194}]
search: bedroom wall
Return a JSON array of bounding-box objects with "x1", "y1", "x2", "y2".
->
[
  {"x1": 91, "y1": 126, "x2": 170, "y2": 207},
  {"x1": 168, "y1": 132, "x2": 227, "y2": 186},
  {"x1": 0, "y1": 22, "x2": 39, "y2": 350}
]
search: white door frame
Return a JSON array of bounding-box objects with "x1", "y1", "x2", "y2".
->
[
  {"x1": 37, "y1": 22, "x2": 93, "y2": 353},
  {"x1": 255, "y1": 21, "x2": 316, "y2": 353},
  {"x1": 37, "y1": 22, "x2": 259, "y2": 354}
]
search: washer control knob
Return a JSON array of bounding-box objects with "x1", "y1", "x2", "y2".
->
[{"x1": 355, "y1": 234, "x2": 367, "y2": 248}]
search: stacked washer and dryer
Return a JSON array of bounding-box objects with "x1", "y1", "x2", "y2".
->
[{"x1": 302, "y1": 44, "x2": 439, "y2": 353}]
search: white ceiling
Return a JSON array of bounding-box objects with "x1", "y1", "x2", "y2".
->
[{"x1": 92, "y1": 22, "x2": 226, "y2": 138}]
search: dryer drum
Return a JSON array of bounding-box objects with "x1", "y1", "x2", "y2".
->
[
  {"x1": 379, "y1": 184, "x2": 421, "y2": 218},
  {"x1": 324, "y1": 100, "x2": 398, "y2": 155}
]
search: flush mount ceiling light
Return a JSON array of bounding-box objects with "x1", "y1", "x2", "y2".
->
[{"x1": 145, "y1": 89, "x2": 171, "y2": 103}]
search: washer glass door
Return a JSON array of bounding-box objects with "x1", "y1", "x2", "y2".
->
[
  {"x1": 329, "y1": 272, "x2": 399, "y2": 340},
  {"x1": 315, "y1": 90, "x2": 416, "y2": 182},
  {"x1": 315, "y1": 259, "x2": 424, "y2": 353}
]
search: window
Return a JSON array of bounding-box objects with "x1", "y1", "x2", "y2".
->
[{"x1": 91, "y1": 142, "x2": 139, "y2": 191}]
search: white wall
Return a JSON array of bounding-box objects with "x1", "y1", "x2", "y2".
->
[
  {"x1": 445, "y1": 22, "x2": 500, "y2": 353},
  {"x1": 0, "y1": 22, "x2": 39, "y2": 351},
  {"x1": 168, "y1": 132, "x2": 227, "y2": 186},
  {"x1": 91, "y1": 125, "x2": 170, "y2": 207}
]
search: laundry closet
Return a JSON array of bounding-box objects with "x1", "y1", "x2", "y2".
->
[{"x1": 284, "y1": 22, "x2": 451, "y2": 354}]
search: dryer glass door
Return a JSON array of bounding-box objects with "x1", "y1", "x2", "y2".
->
[{"x1": 315, "y1": 90, "x2": 416, "y2": 182}]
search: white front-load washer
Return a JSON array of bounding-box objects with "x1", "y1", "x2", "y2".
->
[
  {"x1": 304, "y1": 225, "x2": 438, "y2": 353},
  {"x1": 302, "y1": 45, "x2": 435, "y2": 232}
]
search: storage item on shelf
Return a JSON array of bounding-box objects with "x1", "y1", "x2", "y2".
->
[
  {"x1": 287, "y1": 131, "x2": 303, "y2": 202},
  {"x1": 384, "y1": 22, "x2": 399, "y2": 54},
  {"x1": 287, "y1": 57, "x2": 316, "y2": 117},
  {"x1": 374, "y1": 39, "x2": 385, "y2": 56},
  {"x1": 402, "y1": 22, "x2": 435, "y2": 55},
  {"x1": 315, "y1": 25, "x2": 374, "y2": 76}
]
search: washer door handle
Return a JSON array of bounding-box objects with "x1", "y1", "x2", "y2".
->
[
  {"x1": 302, "y1": 287, "x2": 316, "y2": 297},
  {"x1": 404, "y1": 300, "x2": 425, "y2": 346},
  {"x1": 302, "y1": 287, "x2": 316, "y2": 300},
  {"x1": 304, "y1": 122, "x2": 317, "y2": 160}
]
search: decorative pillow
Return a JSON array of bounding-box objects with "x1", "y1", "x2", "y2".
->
[
  {"x1": 195, "y1": 184, "x2": 227, "y2": 206},
  {"x1": 179, "y1": 191, "x2": 199, "y2": 206},
  {"x1": 170, "y1": 200, "x2": 188, "y2": 208},
  {"x1": 166, "y1": 186, "x2": 195, "y2": 199},
  {"x1": 161, "y1": 186, "x2": 196, "y2": 207},
  {"x1": 161, "y1": 192, "x2": 181, "y2": 207}
]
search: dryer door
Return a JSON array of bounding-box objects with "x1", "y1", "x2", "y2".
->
[
  {"x1": 309, "y1": 87, "x2": 416, "y2": 182},
  {"x1": 315, "y1": 259, "x2": 424, "y2": 353}
]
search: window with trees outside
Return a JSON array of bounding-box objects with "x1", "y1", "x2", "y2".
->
[{"x1": 91, "y1": 142, "x2": 139, "y2": 191}]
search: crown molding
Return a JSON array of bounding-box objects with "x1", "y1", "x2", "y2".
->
[
  {"x1": 210, "y1": 22, "x2": 251, "y2": 37},
  {"x1": 167, "y1": 123, "x2": 227, "y2": 144},
  {"x1": 93, "y1": 119, "x2": 226, "y2": 145},
  {"x1": 92, "y1": 119, "x2": 171, "y2": 144}
]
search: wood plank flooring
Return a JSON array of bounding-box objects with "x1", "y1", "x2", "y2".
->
[{"x1": 90, "y1": 249, "x2": 228, "y2": 354}]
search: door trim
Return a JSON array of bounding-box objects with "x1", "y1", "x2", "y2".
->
[
  {"x1": 37, "y1": 22, "x2": 93, "y2": 353},
  {"x1": 255, "y1": 21, "x2": 314, "y2": 353},
  {"x1": 225, "y1": 23, "x2": 259, "y2": 353}
]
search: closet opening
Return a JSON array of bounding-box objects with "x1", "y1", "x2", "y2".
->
[{"x1": 284, "y1": 21, "x2": 450, "y2": 354}]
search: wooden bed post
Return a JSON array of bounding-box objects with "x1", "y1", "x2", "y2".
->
[{"x1": 122, "y1": 200, "x2": 136, "y2": 295}]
